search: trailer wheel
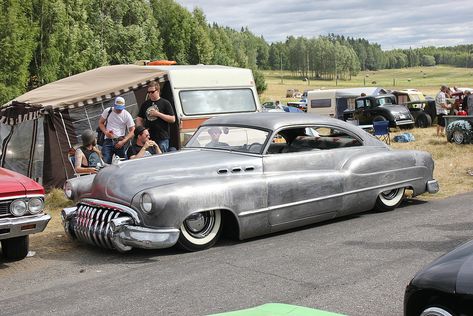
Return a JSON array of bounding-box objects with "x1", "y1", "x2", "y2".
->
[{"x1": 446, "y1": 121, "x2": 472, "y2": 144}]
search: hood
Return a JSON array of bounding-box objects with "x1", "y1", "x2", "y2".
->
[
  {"x1": 411, "y1": 239, "x2": 473, "y2": 294},
  {"x1": 85, "y1": 149, "x2": 262, "y2": 204},
  {"x1": 380, "y1": 104, "x2": 411, "y2": 115},
  {"x1": 0, "y1": 168, "x2": 44, "y2": 198}
]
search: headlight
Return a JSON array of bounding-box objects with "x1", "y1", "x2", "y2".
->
[
  {"x1": 28, "y1": 197, "x2": 44, "y2": 214},
  {"x1": 140, "y1": 193, "x2": 153, "y2": 213},
  {"x1": 64, "y1": 181, "x2": 73, "y2": 199},
  {"x1": 10, "y1": 200, "x2": 27, "y2": 216}
]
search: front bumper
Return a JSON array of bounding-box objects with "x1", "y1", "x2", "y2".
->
[
  {"x1": 62, "y1": 206, "x2": 179, "y2": 252},
  {"x1": 0, "y1": 213, "x2": 51, "y2": 240},
  {"x1": 395, "y1": 119, "x2": 415, "y2": 126}
]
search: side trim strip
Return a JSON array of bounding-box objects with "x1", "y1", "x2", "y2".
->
[{"x1": 238, "y1": 177, "x2": 423, "y2": 217}]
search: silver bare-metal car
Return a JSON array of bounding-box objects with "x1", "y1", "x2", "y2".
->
[{"x1": 62, "y1": 113, "x2": 439, "y2": 252}]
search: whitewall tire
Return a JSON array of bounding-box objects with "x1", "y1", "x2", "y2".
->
[
  {"x1": 374, "y1": 188, "x2": 405, "y2": 212},
  {"x1": 178, "y1": 210, "x2": 222, "y2": 251}
]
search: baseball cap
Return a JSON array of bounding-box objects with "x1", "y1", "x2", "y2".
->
[
  {"x1": 134, "y1": 125, "x2": 147, "y2": 137},
  {"x1": 114, "y1": 96, "x2": 126, "y2": 110}
]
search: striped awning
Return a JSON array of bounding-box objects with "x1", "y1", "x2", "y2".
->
[{"x1": 0, "y1": 64, "x2": 168, "y2": 125}]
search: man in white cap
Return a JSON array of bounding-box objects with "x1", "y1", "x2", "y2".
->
[{"x1": 98, "y1": 96, "x2": 135, "y2": 163}]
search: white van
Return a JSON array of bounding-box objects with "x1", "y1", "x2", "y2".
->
[
  {"x1": 306, "y1": 87, "x2": 386, "y2": 119},
  {"x1": 149, "y1": 65, "x2": 261, "y2": 148}
]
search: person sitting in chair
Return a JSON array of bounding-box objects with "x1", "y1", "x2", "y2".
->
[
  {"x1": 205, "y1": 127, "x2": 229, "y2": 148},
  {"x1": 127, "y1": 126, "x2": 162, "y2": 159},
  {"x1": 74, "y1": 129, "x2": 103, "y2": 174}
]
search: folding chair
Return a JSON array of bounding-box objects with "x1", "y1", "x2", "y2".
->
[
  {"x1": 67, "y1": 147, "x2": 97, "y2": 177},
  {"x1": 373, "y1": 120, "x2": 390, "y2": 144}
]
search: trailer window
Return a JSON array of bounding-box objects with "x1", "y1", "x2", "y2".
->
[
  {"x1": 180, "y1": 89, "x2": 257, "y2": 115},
  {"x1": 310, "y1": 98, "x2": 331, "y2": 108}
]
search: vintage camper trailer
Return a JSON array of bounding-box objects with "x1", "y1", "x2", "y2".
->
[
  {"x1": 306, "y1": 87, "x2": 387, "y2": 119},
  {"x1": 0, "y1": 64, "x2": 261, "y2": 187}
]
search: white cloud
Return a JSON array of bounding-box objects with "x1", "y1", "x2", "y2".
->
[{"x1": 176, "y1": 0, "x2": 473, "y2": 49}]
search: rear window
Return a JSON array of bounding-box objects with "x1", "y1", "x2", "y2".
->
[{"x1": 179, "y1": 89, "x2": 257, "y2": 115}]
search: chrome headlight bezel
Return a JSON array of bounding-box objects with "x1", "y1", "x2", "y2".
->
[
  {"x1": 28, "y1": 197, "x2": 44, "y2": 214},
  {"x1": 10, "y1": 200, "x2": 28, "y2": 217},
  {"x1": 140, "y1": 193, "x2": 153, "y2": 213}
]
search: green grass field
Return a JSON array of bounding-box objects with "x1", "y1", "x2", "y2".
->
[{"x1": 261, "y1": 65, "x2": 473, "y2": 102}]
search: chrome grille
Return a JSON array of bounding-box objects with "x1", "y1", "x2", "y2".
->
[
  {"x1": 0, "y1": 200, "x2": 12, "y2": 217},
  {"x1": 71, "y1": 203, "x2": 128, "y2": 249}
]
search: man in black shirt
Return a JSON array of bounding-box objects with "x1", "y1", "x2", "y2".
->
[
  {"x1": 136, "y1": 81, "x2": 175, "y2": 152},
  {"x1": 127, "y1": 126, "x2": 162, "y2": 159}
]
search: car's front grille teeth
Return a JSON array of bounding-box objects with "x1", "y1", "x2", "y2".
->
[
  {"x1": 72, "y1": 204, "x2": 125, "y2": 249},
  {"x1": 0, "y1": 200, "x2": 12, "y2": 217}
]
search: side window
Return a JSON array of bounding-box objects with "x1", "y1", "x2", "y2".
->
[
  {"x1": 397, "y1": 95, "x2": 408, "y2": 104},
  {"x1": 266, "y1": 126, "x2": 362, "y2": 154},
  {"x1": 356, "y1": 100, "x2": 365, "y2": 109},
  {"x1": 366, "y1": 99, "x2": 372, "y2": 107}
]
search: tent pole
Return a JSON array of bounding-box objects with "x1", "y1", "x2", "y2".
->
[
  {"x1": 83, "y1": 106, "x2": 93, "y2": 130},
  {"x1": 59, "y1": 112, "x2": 72, "y2": 149},
  {"x1": 27, "y1": 119, "x2": 38, "y2": 178}
]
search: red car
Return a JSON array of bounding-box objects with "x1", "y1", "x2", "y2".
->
[{"x1": 0, "y1": 168, "x2": 50, "y2": 260}]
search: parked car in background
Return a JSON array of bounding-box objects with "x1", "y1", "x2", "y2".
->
[
  {"x1": 62, "y1": 113, "x2": 438, "y2": 253},
  {"x1": 0, "y1": 167, "x2": 50, "y2": 260},
  {"x1": 392, "y1": 90, "x2": 434, "y2": 128},
  {"x1": 261, "y1": 101, "x2": 285, "y2": 112},
  {"x1": 343, "y1": 94, "x2": 414, "y2": 128},
  {"x1": 404, "y1": 239, "x2": 473, "y2": 316},
  {"x1": 286, "y1": 100, "x2": 307, "y2": 111}
]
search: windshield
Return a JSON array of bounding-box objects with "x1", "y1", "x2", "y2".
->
[
  {"x1": 185, "y1": 126, "x2": 269, "y2": 154},
  {"x1": 180, "y1": 89, "x2": 257, "y2": 115}
]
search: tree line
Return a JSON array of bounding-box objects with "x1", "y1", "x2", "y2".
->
[{"x1": 1, "y1": 0, "x2": 473, "y2": 106}]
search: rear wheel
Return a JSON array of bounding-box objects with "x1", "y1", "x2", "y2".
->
[
  {"x1": 374, "y1": 188, "x2": 405, "y2": 212},
  {"x1": 415, "y1": 113, "x2": 432, "y2": 128},
  {"x1": 177, "y1": 210, "x2": 222, "y2": 252},
  {"x1": 1, "y1": 236, "x2": 29, "y2": 261}
]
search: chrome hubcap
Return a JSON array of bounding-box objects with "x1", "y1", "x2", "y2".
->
[
  {"x1": 381, "y1": 189, "x2": 399, "y2": 200},
  {"x1": 184, "y1": 211, "x2": 216, "y2": 238}
]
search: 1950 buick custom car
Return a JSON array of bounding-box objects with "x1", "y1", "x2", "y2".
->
[
  {"x1": 62, "y1": 113, "x2": 439, "y2": 252},
  {"x1": 0, "y1": 167, "x2": 50, "y2": 260}
]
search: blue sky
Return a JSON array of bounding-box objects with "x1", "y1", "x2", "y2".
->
[{"x1": 176, "y1": 0, "x2": 473, "y2": 50}]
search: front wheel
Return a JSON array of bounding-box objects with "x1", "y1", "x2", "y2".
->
[
  {"x1": 1, "y1": 236, "x2": 29, "y2": 261},
  {"x1": 177, "y1": 210, "x2": 222, "y2": 252},
  {"x1": 374, "y1": 188, "x2": 405, "y2": 212},
  {"x1": 420, "y1": 306, "x2": 453, "y2": 316}
]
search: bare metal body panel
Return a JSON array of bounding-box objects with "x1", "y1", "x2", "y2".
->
[{"x1": 62, "y1": 113, "x2": 438, "y2": 251}]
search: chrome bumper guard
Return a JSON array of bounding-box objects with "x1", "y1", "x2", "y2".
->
[
  {"x1": 427, "y1": 180, "x2": 440, "y2": 194},
  {"x1": 62, "y1": 206, "x2": 179, "y2": 252},
  {"x1": 0, "y1": 213, "x2": 51, "y2": 240}
]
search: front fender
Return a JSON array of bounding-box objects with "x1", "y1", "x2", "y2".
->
[{"x1": 131, "y1": 175, "x2": 268, "y2": 229}]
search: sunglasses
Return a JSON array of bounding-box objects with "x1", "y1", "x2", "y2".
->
[{"x1": 147, "y1": 90, "x2": 157, "y2": 94}]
